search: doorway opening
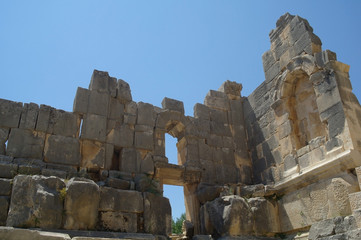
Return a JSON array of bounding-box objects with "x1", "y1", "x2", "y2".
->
[{"x1": 164, "y1": 133, "x2": 186, "y2": 233}]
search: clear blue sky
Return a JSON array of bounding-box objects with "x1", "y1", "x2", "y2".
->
[{"x1": 1, "y1": 1, "x2": 361, "y2": 220}]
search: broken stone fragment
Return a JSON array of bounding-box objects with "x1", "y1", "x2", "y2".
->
[{"x1": 218, "y1": 80, "x2": 242, "y2": 97}]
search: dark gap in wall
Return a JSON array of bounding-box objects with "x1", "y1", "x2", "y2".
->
[{"x1": 111, "y1": 148, "x2": 121, "y2": 170}]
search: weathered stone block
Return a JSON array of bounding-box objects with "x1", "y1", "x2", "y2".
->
[
  {"x1": 100, "y1": 211, "x2": 137, "y2": 232},
  {"x1": 99, "y1": 187, "x2": 144, "y2": 213},
  {"x1": 117, "y1": 79, "x2": 132, "y2": 103},
  {"x1": 135, "y1": 131, "x2": 154, "y2": 151},
  {"x1": 0, "y1": 196, "x2": 9, "y2": 226},
  {"x1": 108, "y1": 97, "x2": 124, "y2": 120},
  {"x1": 35, "y1": 104, "x2": 52, "y2": 132},
  {"x1": 105, "y1": 177, "x2": 130, "y2": 190},
  {"x1": 19, "y1": 103, "x2": 39, "y2": 130},
  {"x1": 6, "y1": 175, "x2": 65, "y2": 229},
  {"x1": 137, "y1": 102, "x2": 156, "y2": 126},
  {"x1": 0, "y1": 178, "x2": 12, "y2": 196},
  {"x1": 284, "y1": 154, "x2": 297, "y2": 171},
  {"x1": 73, "y1": 87, "x2": 90, "y2": 114},
  {"x1": 89, "y1": 70, "x2": 117, "y2": 97},
  {"x1": 81, "y1": 113, "x2": 107, "y2": 142},
  {"x1": 44, "y1": 135, "x2": 81, "y2": 166},
  {"x1": 308, "y1": 218, "x2": 335, "y2": 240},
  {"x1": 88, "y1": 90, "x2": 109, "y2": 117},
  {"x1": 0, "y1": 162, "x2": 18, "y2": 179},
  {"x1": 194, "y1": 103, "x2": 210, "y2": 120},
  {"x1": 196, "y1": 184, "x2": 223, "y2": 204},
  {"x1": 218, "y1": 80, "x2": 242, "y2": 97},
  {"x1": 315, "y1": 50, "x2": 337, "y2": 68},
  {"x1": 140, "y1": 153, "x2": 154, "y2": 175},
  {"x1": 120, "y1": 148, "x2": 139, "y2": 173},
  {"x1": 7, "y1": 128, "x2": 45, "y2": 159},
  {"x1": 144, "y1": 192, "x2": 171, "y2": 235},
  {"x1": 64, "y1": 178, "x2": 100, "y2": 230},
  {"x1": 161, "y1": 97, "x2": 184, "y2": 114},
  {"x1": 349, "y1": 192, "x2": 361, "y2": 212},
  {"x1": 334, "y1": 215, "x2": 357, "y2": 234},
  {"x1": 81, "y1": 140, "x2": 105, "y2": 169},
  {"x1": 204, "y1": 90, "x2": 229, "y2": 111},
  {"x1": 248, "y1": 197, "x2": 280, "y2": 234},
  {"x1": 48, "y1": 109, "x2": 79, "y2": 138},
  {"x1": 0, "y1": 99, "x2": 22, "y2": 128}
]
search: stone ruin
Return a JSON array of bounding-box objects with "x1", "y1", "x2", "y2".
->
[{"x1": 1, "y1": 13, "x2": 361, "y2": 240}]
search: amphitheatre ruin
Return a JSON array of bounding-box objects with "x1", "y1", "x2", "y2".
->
[{"x1": 1, "y1": 13, "x2": 361, "y2": 240}]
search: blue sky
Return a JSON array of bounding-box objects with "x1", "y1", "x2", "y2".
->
[{"x1": 1, "y1": 1, "x2": 361, "y2": 220}]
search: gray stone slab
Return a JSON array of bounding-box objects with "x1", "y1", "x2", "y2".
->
[
  {"x1": 120, "y1": 148, "x2": 139, "y2": 172},
  {"x1": 108, "y1": 97, "x2": 124, "y2": 120},
  {"x1": 194, "y1": 103, "x2": 210, "y2": 120},
  {"x1": 0, "y1": 128, "x2": 9, "y2": 155},
  {"x1": 0, "y1": 99, "x2": 23, "y2": 128},
  {"x1": 0, "y1": 162, "x2": 17, "y2": 179},
  {"x1": 73, "y1": 87, "x2": 90, "y2": 114},
  {"x1": 6, "y1": 128, "x2": 45, "y2": 159},
  {"x1": 144, "y1": 192, "x2": 171, "y2": 235},
  {"x1": 99, "y1": 187, "x2": 144, "y2": 213},
  {"x1": 137, "y1": 102, "x2": 156, "y2": 126},
  {"x1": 0, "y1": 178, "x2": 12, "y2": 196},
  {"x1": 44, "y1": 135, "x2": 81, "y2": 166},
  {"x1": 117, "y1": 79, "x2": 132, "y2": 103},
  {"x1": 81, "y1": 113, "x2": 107, "y2": 142},
  {"x1": 48, "y1": 109, "x2": 79, "y2": 138},
  {"x1": 135, "y1": 131, "x2": 154, "y2": 151},
  {"x1": 0, "y1": 197, "x2": 9, "y2": 226},
  {"x1": 161, "y1": 97, "x2": 184, "y2": 114},
  {"x1": 88, "y1": 90, "x2": 110, "y2": 117},
  {"x1": 41, "y1": 168, "x2": 67, "y2": 179},
  {"x1": 35, "y1": 104, "x2": 52, "y2": 132},
  {"x1": 19, "y1": 102, "x2": 39, "y2": 130}
]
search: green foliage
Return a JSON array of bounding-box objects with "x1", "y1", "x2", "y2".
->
[
  {"x1": 59, "y1": 187, "x2": 67, "y2": 201},
  {"x1": 172, "y1": 213, "x2": 186, "y2": 234}
]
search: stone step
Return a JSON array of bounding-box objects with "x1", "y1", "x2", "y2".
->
[{"x1": 0, "y1": 227, "x2": 165, "y2": 240}]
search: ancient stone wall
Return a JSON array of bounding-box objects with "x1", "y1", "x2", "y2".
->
[{"x1": 1, "y1": 12, "x2": 361, "y2": 240}]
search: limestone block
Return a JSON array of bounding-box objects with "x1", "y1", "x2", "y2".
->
[
  {"x1": 315, "y1": 50, "x2": 337, "y2": 68},
  {"x1": 64, "y1": 178, "x2": 100, "y2": 230},
  {"x1": 264, "y1": 61, "x2": 280, "y2": 82},
  {"x1": 120, "y1": 148, "x2": 139, "y2": 172},
  {"x1": 355, "y1": 166, "x2": 361, "y2": 189},
  {"x1": 308, "y1": 218, "x2": 335, "y2": 240},
  {"x1": 204, "y1": 90, "x2": 230, "y2": 111},
  {"x1": 135, "y1": 131, "x2": 154, "y2": 151},
  {"x1": 284, "y1": 154, "x2": 297, "y2": 171},
  {"x1": 0, "y1": 128, "x2": 9, "y2": 155},
  {"x1": 105, "y1": 177, "x2": 130, "y2": 190},
  {"x1": 334, "y1": 215, "x2": 357, "y2": 235},
  {"x1": 202, "y1": 195, "x2": 253, "y2": 236},
  {"x1": 200, "y1": 160, "x2": 216, "y2": 184},
  {"x1": 0, "y1": 99, "x2": 22, "y2": 128},
  {"x1": 218, "y1": 80, "x2": 242, "y2": 97},
  {"x1": 248, "y1": 197, "x2": 280, "y2": 234},
  {"x1": 89, "y1": 70, "x2": 117, "y2": 97},
  {"x1": 124, "y1": 113, "x2": 137, "y2": 125},
  {"x1": 210, "y1": 121, "x2": 231, "y2": 136},
  {"x1": 262, "y1": 49, "x2": 276, "y2": 73},
  {"x1": 196, "y1": 184, "x2": 223, "y2": 204},
  {"x1": 99, "y1": 187, "x2": 144, "y2": 213},
  {"x1": 81, "y1": 140, "x2": 105, "y2": 169},
  {"x1": 117, "y1": 79, "x2": 132, "y2": 103},
  {"x1": 81, "y1": 113, "x2": 107, "y2": 142},
  {"x1": 0, "y1": 227, "x2": 72, "y2": 240},
  {"x1": 0, "y1": 196, "x2": 9, "y2": 225},
  {"x1": 209, "y1": 109, "x2": 228, "y2": 123},
  {"x1": 19, "y1": 103, "x2": 39, "y2": 130},
  {"x1": 143, "y1": 192, "x2": 171, "y2": 235},
  {"x1": 73, "y1": 87, "x2": 90, "y2": 114},
  {"x1": 125, "y1": 101, "x2": 137, "y2": 115},
  {"x1": 137, "y1": 102, "x2": 156, "y2": 126},
  {"x1": 45, "y1": 163, "x2": 78, "y2": 178},
  {"x1": 6, "y1": 175, "x2": 65, "y2": 229},
  {"x1": 194, "y1": 103, "x2": 210, "y2": 120},
  {"x1": 88, "y1": 90, "x2": 109, "y2": 117},
  {"x1": 199, "y1": 140, "x2": 212, "y2": 161},
  {"x1": 161, "y1": 97, "x2": 185, "y2": 114},
  {"x1": 44, "y1": 135, "x2": 80, "y2": 166},
  {"x1": 108, "y1": 97, "x2": 124, "y2": 120},
  {"x1": 47, "y1": 109, "x2": 79, "y2": 138},
  {"x1": 35, "y1": 104, "x2": 52, "y2": 132},
  {"x1": 0, "y1": 162, "x2": 18, "y2": 179},
  {"x1": 348, "y1": 192, "x2": 361, "y2": 212},
  {"x1": 107, "y1": 123, "x2": 134, "y2": 148},
  {"x1": 0, "y1": 178, "x2": 11, "y2": 196},
  {"x1": 100, "y1": 211, "x2": 137, "y2": 232},
  {"x1": 140, "y1": 153, "x2": 154, "y2": 175},
  {"x1": 7, "y1": 128, "x2": 45, "y2": 159}
]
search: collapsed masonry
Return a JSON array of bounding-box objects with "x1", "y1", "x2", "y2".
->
[{"x1": 1, "y1": 12, "x2": 361, "y2": 240}]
